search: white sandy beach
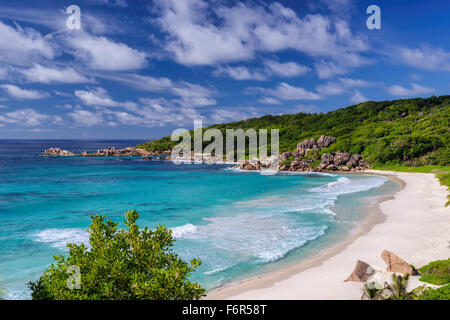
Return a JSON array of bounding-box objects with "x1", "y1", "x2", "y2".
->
[{"x1": 207, "y1": 171, "x2": 450, "y2": 300}]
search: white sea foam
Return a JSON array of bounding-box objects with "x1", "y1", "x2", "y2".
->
[
  {"x1": 186, "y1": 213, "x2": 328, "y2": 263},
  {"x1": 33, "y1": 228, "x2": 89, "y2": 250},
  {"x1": 171, "y1": 223, "x2": 198, "y2": 238},
  {"x1": 310, "y1": 175, "x2": 387, "y2": 195},
  {"x1": 204, "y1": 266, "x2": 229, "y2": 275}
]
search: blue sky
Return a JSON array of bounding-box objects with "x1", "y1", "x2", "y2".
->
[{"x1": 0, "y1": 0, "x2": 449, "y2": 139}]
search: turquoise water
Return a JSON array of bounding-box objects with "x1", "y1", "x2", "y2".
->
[{"x1": 0, "y1": 140, "x2": 399, "y2": 299}]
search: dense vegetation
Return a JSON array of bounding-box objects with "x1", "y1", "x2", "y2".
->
[
  {"x1": 138, "y1": 95, "x2": 449, "y2": 167},
  {"x1": 418, "y1": 258, "x2": 450, "y2": 300},
  {"x1": 436, "y1": 172, "x2": 450, "y2": 206},
  {"x1": 419, "y1": 284, "x2": 450, "y2": 300},
  {"x1": 419, "y1": 259, "x2": 450, "y2": 285},
  {"x1": 28, "y1": 210, "x2": 205, "y2": 300}
]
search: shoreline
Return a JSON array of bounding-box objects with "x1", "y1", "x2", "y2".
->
[{"x1": 206, "y1": 170, "x2": 449, "y2": 300}]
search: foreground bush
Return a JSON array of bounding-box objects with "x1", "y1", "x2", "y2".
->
[
  {"x1": 419, "y1": 258, "x2": 450, "y2": 285},
  {"x1": 28, "y1": 210, "x2": 205, "y2": 300}
]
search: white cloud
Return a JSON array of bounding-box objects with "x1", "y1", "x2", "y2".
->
[
  {"x1": 69, "y1": 109, "x2": 104, "y2": 126},
  {"x1": 0, "y1": 20, "x2": 54, "y2": 65},
  {"x1": 316, "y1": 77, "x2": 372, "y2": 96},
  {"x1": 0, "y1": 108, "x2": 49, "y2": 126},
  {"x1": 315, "y1": 61, "x2": 347, "y2": 79},
  {"x1": 258, "y1": 97, "x2": 281, "y2": 105},
  {"x1": 214, "y1": 60, "x2": 310, "y2": 81},
  {"x1": 173, "y1": 96, "x2": 216, "y2": 108},
  {"x1": 339, "y1": 77, "x2": 372, "y2": 88},
  {"x1": 21, "y1": 64, "x2": 91, "y2": 84},
  {"x1": 292, "y1": 104, "x2": 320, "y2": 114},
  {"x1": 316, "y1": 82, "x2": 345, "y2": 96},
  {"x1": 75, "y1": 87, "x2": 120, "y2": 107},
  {"x1": 251, "y1": 82, "x2": 322, "y2": 101},
  {"x1": 214, "y1": 65, "x2": 267, "y2": 81},
  {"x1": 153, "y1": 0, "x2": 368, "y2": 67},
  {"x1": 263, "y1": 60, "x2": 310, "y2": 77},
  {"x1": 209, "y1": 108, "x2": 260, "y2": 124},
  {"x1": 387, "y1": 83, "x2": 435, "y2": 97},
  {"x1": 349, "y1": 90, "x2": 368, "y2": 104},
  {"x1": 0, "y1": 84, "x2": 49, "y2": 99},
  {"x1": 99, "y1": 73, "x2": 216, "y2": 107},
  {"x1": 392, "y1": 45, "x2": 450, "y2": 71},
  {"x1": 67, "y1": 34, "x2": 147, "y2": 71},
  {"x1": 0, "y1": 104, "x2": 8, "y2": 108}
]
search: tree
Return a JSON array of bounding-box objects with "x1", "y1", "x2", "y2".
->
[
  {"x1": 28, "y1": 210, "x2": 206, "y2": 300},
  {"x1": 384, "y1": 273, "x2": 424, "y2": 300},
  {"x1": 361, "y1": 282, "x2": 384, "y2": 300}
]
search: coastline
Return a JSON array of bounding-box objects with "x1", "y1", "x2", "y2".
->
[{"x1": 206, "y1": 170, "x2": 449, "y2": 300}]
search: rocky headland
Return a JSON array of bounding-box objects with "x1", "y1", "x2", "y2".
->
[
  {"x1": 41, "y1": 147, "x2": 169, "y2": 158},
  {"x1": 237, "y1": 135, "x2": 370, "y2": 172},
  {"x1": 42, "y1": 136, "x2": 369, "y2": 172}
]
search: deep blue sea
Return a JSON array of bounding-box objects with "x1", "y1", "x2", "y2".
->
[{"x1": 0, "y1": 140, "x2": 399, "y2": 299}]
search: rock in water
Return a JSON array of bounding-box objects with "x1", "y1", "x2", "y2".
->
[
  {"x1": 381, "y1": 250, "x2": 418, "y2": 275},
  {"x1": 345, "y1": 260, "x2": 375, "y2": 282},
  {"x1": 41, "y1": 147, "x2": 75, "y2": 156}
]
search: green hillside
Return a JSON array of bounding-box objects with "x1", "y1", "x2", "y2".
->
[{"x1": 138, "y1": 95, "x2": 449, "y2": 168}]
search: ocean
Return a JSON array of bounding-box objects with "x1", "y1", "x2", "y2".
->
[{"x1": 0, "y1": 140, "x2": 399, "y2": 299}]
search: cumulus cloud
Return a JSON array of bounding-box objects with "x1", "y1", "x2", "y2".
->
[
  {"x1": 75, "y1": 87, "x2": 120, "y2": 107},
  {"x1": 391, "y1": 45, "x2": 450, "y2": 71},
  {"x1": 0, "y1": 20, "x2": 54, "y2": 65},
  {"x1": 258, "y1": 97, "x2": 281, "y2": 105},
  {"x1": 214, "y1": 60, "x2": 310, "y2": 81},
  {"x1": 250, "y1": 82, "x2": 322, "y2": 101},
  {"x1": 292, "y1": 104, "x2": 320, "y2": 114},
  {"x1": 68, "y1": 109, "x2": 104, "y2": 126},
  {"x1": 99, "y1": 73, "x2": 216, "y2": 107},
  {"x1": 0, "y1": 84, "x2": 49, "y2": 99},
  {"x1": 316, "y1": 77, "x2": 372, "y2": 96},
  {"x1": 349, "y1": 90, "x2": 368, "y2": 104},
  {"x1": 263, "y1": 60, "x2": 310, "y2": 77},
  {"x1": 152, "y1": 0, "x2": 368, "y2": 67},
  {"x1": 0, "y1": 108, "x2": 49, "y2": 126},
  {"x1": 214, "y1": 65, "x2": 267, "y2": 81},
  {"x1": 209, "y1": 108, "x2": 261, "y2": 124},
  {"x1": 21, "y1": 64, "x2": 91, "y2": 84},
  {"x1": 387, "y1": 83, "x2": 435, "y2": 97},
  {"x1": 67, "y1": 33, "x2": 147, "y2": 71}
]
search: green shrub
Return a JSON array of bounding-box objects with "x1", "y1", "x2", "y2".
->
[
  {"x1": 28, "y1": 210, "x2": 205, "y2": 300},
  {"x1": 419, "y1": 284, "x2": 450, "y2": 300},
  {"x1": 436, "y1": 173, "x2": 450, "y2": 206},
  {"x1": 419, "y1": 259, "x2": 450, "y2": 285}
]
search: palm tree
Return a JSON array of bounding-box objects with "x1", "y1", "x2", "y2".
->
[
  {"x1": 385, "y1": 273, "x2": 416, "y2": 300},
  {"x1": 361, "y1": 282, "x2": 384, "y2": 300}
]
